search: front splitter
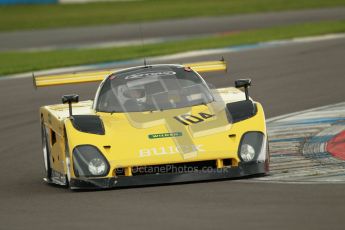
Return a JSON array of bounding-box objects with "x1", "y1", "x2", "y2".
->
[{"x1": 69, "y1": 162, "x2": 267, "y2": 190}]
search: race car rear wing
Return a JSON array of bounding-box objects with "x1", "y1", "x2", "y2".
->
[{"x1": 33, "y1": 60, "x2": 227, "y2": 88}]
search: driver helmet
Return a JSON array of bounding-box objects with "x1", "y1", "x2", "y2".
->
[{"x1": 122, "y1": 87, "x2": 146, "y2": 103}]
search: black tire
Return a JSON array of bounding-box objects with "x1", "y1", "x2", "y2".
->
[
  {"x1": 265, "y1": 139, "x2": 270, "y2": 173},
  {"x1": 64, "y1": 129, "x2": 71, "y2": 188},
  {"x1": 41, "y1": 123, "x2": 52, "y2": 180}
]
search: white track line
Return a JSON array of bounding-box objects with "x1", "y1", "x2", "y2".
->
[
  {"x1": 266, "y1": 102, "x2": 345, "y2": 123},
  {"x1": 1, "y1": 33, "x2": 345, "y2": 80}
]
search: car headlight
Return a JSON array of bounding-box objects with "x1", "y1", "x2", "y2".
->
[
  {"x1": 239, "y1": 132, "x2": 265, "y2": 162},
  {"x1": 73, "y1": 145, "x2": 109, "y2": 177},
  {"x1": 240, "y1": 144, "x2": 256, "y2": 162},
  {"x1": 88, "y1": 158, "x2": 107, "y2": 176}
]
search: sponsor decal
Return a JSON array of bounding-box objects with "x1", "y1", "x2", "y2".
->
[
  {"x1": 148, "y1": 132, "x2": 182, "y2": 139},
  {"x1": 139, "y1": 144, "x2": 205, "y2": 157},
  {"x1": 125, "y1": 71, "x2": 176, "y2": 79}
]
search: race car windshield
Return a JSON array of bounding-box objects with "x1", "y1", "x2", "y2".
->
[{"x1": 96, "y1": 65, "x2": 213, "y2": 113}]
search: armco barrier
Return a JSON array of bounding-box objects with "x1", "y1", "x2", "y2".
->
[
  {"x1": 0, "y1": 0, "x2": 120, "y2": 5},
  {"x1": 0, "y1": 0, "x2": 57, "y2": 4}
]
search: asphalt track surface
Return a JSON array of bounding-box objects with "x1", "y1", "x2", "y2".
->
[
  {"x1": 1, "y1": 7, "x2": 345, "y2": 51},
  {"x1": 1, "y1": 37, "x2": 345, "y2": 229}
]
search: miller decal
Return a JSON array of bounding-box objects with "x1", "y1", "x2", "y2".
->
[{"x1": 148, "y1": 132, "x2": 182, "y2": 139}]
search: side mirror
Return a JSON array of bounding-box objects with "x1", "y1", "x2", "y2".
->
[
  {"x1": 235, "y1": 79, "x2": 251, "y2": 101},
  {"x1": 62, "y1": 94, "x2": 79, "y2": 117}
]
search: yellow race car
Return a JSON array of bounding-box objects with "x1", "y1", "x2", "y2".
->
[{"x1": 35, "y1": 60, "x2": 269, "y2": 189}]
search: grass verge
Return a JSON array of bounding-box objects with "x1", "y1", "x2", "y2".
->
[
  {"x1": 1, "y1": 20, "x2": 345, "y2": 76},
  {"x1": 0, "y1": 0, "x2": 345, "y2": 31}
]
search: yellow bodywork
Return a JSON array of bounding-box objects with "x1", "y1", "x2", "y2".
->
[{"x1": 40, "y1": 87, "x2": 266, "y2": 180}]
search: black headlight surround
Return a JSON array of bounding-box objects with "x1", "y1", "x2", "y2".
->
[
  {"x1": 226, "y1": 101, "x2": 257, "y2": 123},
  {"x1": 72, "y1": 145, "x2": 110, "y2": 177},
  {"x1": 238, "y1": 131, "x2": 265, "y2": 163},
  {"x1": 71, "y1": 115, "x2": 105, "y2": 135}
]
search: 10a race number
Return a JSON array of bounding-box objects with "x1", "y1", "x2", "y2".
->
[{"x1": 173, "y1": 112, "x2": 214, "y2": 125}]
